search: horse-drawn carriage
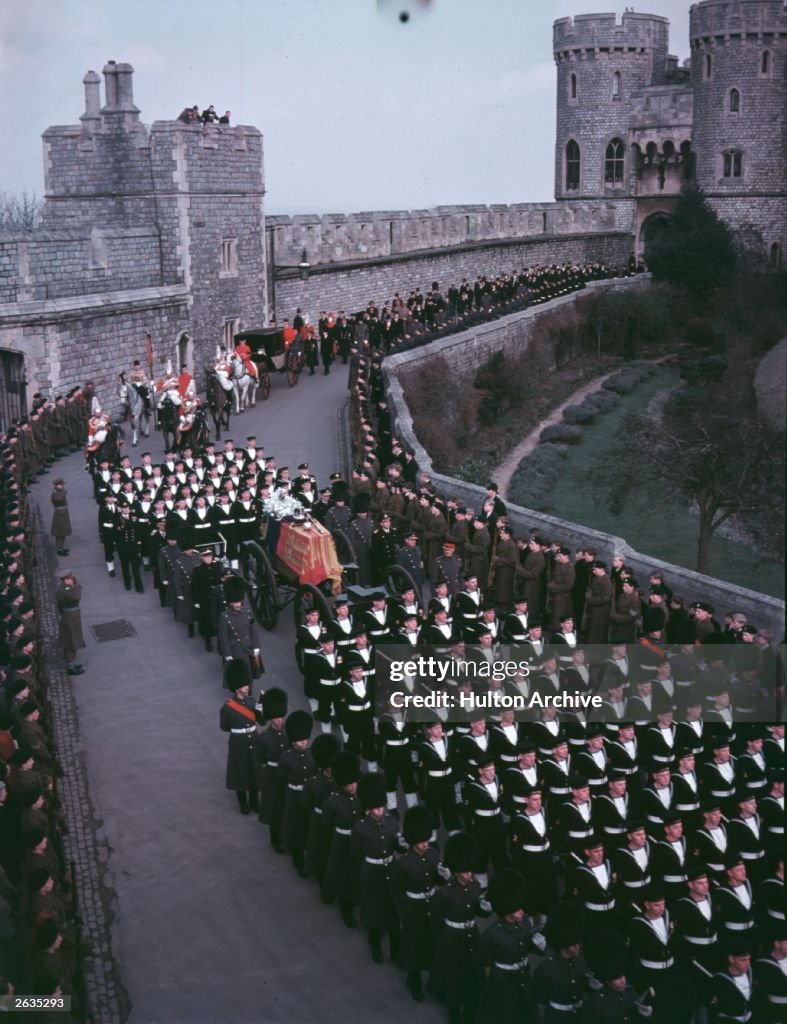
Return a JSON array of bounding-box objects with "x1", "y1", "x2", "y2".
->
[
  {"x1": 238, "y1": 516, "x2": 421, "y2": 647},
  {"x1": 234, "y1": 327, "x2": 304, "y2": 398}
]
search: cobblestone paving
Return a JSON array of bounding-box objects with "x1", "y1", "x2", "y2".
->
[{"x1": 30, "y1": 503, "x2": 131, "y2": 1024}]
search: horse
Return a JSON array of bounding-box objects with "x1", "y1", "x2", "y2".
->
[
  {"x1": 156, "y1": 394, "x2": 179, "y2": 453},
  {"x1": 126, "y1": 380, "x2": 152, "y2": 447},
  {"x1": 229, "y1": 353, "x2": 258, "y2": 415},
  {"x1": 206, "y1": 369, "x2": 231, "y2": 440},
  {"x1": 86, "y1": 422, "x2": 124, "y2": 473},
  {"x1": 179, "y1": 405, "x2": 210, "y2": 450}
]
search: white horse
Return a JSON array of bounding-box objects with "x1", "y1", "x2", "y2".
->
[
  {"x1": 230, "y1": 353, "x2": 258, "y2": 414},
  {"x1": 127, "y1": 379, "x2": 152, "y2": 447}
]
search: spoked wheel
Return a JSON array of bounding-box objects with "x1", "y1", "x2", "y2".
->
[
  {"x1": 294, "y1": 583, "x2": 334, "y2": 672},
  {"x1": 286, "y1": 353, "x2": 301, "y2": 388},
  {"x1": 384, "y1": 563, "x2": 422, "y2": 603},
  {"x1": 242, "y1": 541, "x2": 279, "y2": 630},
  {"x1": 261, "y1": 371, "x2": 271, "y2": 401},
  {"x1": 332, "y1": 529, "x2": 359, "y2": 588}
]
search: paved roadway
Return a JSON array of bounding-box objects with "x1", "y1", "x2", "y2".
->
[{"x1": 32, "y1": 365, "x2": 445, "y2": 1024}]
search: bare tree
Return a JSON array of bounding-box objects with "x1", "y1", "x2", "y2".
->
[
  {"x1": 0, "y1": 191, "x2": 43, "y2": 231},
  {"x1": 583, "y1": 378, "x2": 784, "y2": 574}
]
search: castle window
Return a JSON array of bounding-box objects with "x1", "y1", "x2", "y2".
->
[
  {"x1": 722, "y1": 150, "x2": 743, "y2": 179},
  {"x1": 728, "y1": 88, "x2": 740, "y2": 113},
  {"x1": 565, "y1": 140, "x2": 580, "y2": 191},
  {"x1": 223, "y1": 317, "x2": 240, "y2": 349},
  {"x1": 760, "y1": 50, "x2": 771, "y2": 76},
  {"x1": 220, "y1": 238, "x2": 238, "y2": 276},
  {"x1": 769, "y1": 243, "x2": 782, "y2": 270},
  {"x1": 569, "y1": 73, "x2": 577, "y2": 101},
  {"x1": 704, "y1": 53, "x2": 712, "y2": 79},
  {"x1": 612, "y1": 71, "x2": 621, "y2": 100},
  {"x1": 605, "y1": 138, "x2": 625, "y2": 186}
]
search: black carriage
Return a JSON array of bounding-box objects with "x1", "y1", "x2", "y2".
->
[{"x1": 234, "y1": 327, "x2": 303, "y2": 398}]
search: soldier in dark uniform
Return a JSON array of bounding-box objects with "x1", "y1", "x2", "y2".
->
[
  {"x1": 377, "y1": 700, "x2": 420, "y2": 814},
  {"x1": 338, "y1": 662, "x2": 377, "y2": 770},
  {"x1": 391, "y1": 805, "x2": 441, "y2": 1003},
  {"x1": 418, "y1": 716, "x2": 462, "y2": 832},
  {"x1": 278, "y1": 710, "x2": 314, "y2": 877},
  {"x1": 254, "y1": 687, "x2": 288, "y2": 851},
  {"x1": 322, "y1": 750, "x2": 363, "y2": 928},
  {"x1": 672, "y1": 864, "x2": 719, "y2": 990},
  {"x1": 464, "y1": 517, "x2": 491, "y2": 587},
  {"x1": 98, "y1": 493, "x2": 119, "y2": 577},
  {"x1": 463, "y1": 751, "x2": 508, "y2": 887},
  {"x1": 754, "y1": 922, "x2": 787, "y2": 1024},
  {"x1": 303, "y1": 733, "x2": 341, "y2": 884},
  {"x1": 628, "y1": 883, "x2": 675, "y2": 997},
  {"x1": 533, "y1": 900, "x2": 590, "y2": 1023},
  {"x1": 477, "y1": 868, "x2": 538, "y2": 1024},
  {"x1": 580, "y1": 929, "x2": 646, "y2": 1024},
  {"x1": 218, "y1": 575, "x2": 265, "y2": 679},
  {"x1": 173, "y1": 530, "x2": 201, "y2": 635},
  {"x1": 710, "y1": 936, "x2": 753, "y2": 1024},
  {"x1": 395, "y1": 531, "x2": 425, "y2": 592},
  {"x1": 351, "y1": 772, "x2": 402, "y2": 964},
  {"x1": 432, "y1": 541, "x2": 463, "y2": 597},
  {"x1": 428, "y1": 832, "x2": 486, "y2": 1024},
  {"x1": 370, "y1": 513, "x2": 399, "y2": 585},
  {"x1": 190, "y1": 548, "x2": 223, "y2": 651},
  {"x1": 219, "y1": 659, "x2": 259, "y2": 815}
]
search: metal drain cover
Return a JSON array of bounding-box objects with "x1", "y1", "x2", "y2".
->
[{"x1": 91, "y1": 620, "x2": 137, "y2": 642}]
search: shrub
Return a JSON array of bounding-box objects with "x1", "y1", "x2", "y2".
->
[
  {"x1": 563, "y1": 404, "x2": 597, "y2": 425},
  {"x1": 539, "y1": 423, "x2": 583, "y2": 444},
  {"x1": 582, "y1": 390, "x2": 619, "y2": 412},
  {"x1": 602, "y1": 374, "x2": 639, "y2": 395}
]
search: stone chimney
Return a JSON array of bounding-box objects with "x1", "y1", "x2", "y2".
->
[
  {"x1": 80, "y1": 70, "x2": 102, "y2": 131},
  {"x1": 101, "y1": 60, "x2": 141, "y2": 130},
  {"x1": 102, "y1": 61, "x2": 118, "y2": 110}
]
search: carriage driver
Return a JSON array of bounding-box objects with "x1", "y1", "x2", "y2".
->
[{"x1": 233, "y1": 338, "x2": 259, "y2": 380}]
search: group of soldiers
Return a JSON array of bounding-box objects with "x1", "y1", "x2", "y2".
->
[
  {"x1": 1, "y1": 388, "x2": 94, "y2": 489},
  {"x1": 0, "y1": 434, "x2": 84, "y2": 1018}
]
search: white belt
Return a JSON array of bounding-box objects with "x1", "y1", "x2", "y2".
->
[
  {"x1": 428, "y1": 769, "x2": 452, "y2": 777},
  {"x1": 499, "y1": 754, "x2": 518, "y2": 763},
  {"x1": 603, "y1": 826, "x2": 626, "y2": 834},
  {"x1": 663, "y1": 874, "x2": 688, "y2": 882},
  {"x1": 676, "y1": 803, "x2": 700, "y2": 811},
  {"x1": 768, "y1": 995, "x2": 787, "y2": 1005},
  {"x1": 684, "y1": 934, "x2": 716, "y2": 945},
  {"x1": 365, "y1": 855, "x2": 393, "y2": 866},
  {"x1": 768, "y1": 909, "x2": 785, "y2": 920},
  {"x1": 585, "y1": 901, "x2": 615, "y2": 911},
  {"x1": 347, "y1": 702, "x2": 372, "y2": 712},
  {"x1": 711, "y1": 789, "x2": 732, "y2": 797},
  {"x1": 646, "y1": 815, "x2": 664, "y2": 824},
  {"x1": 385, "y1": 739, "x2": 408, "y2": 746},
  {"x1": 406, "y1": 888, "x2": 435, "y2": 900},
  {"x1": 640, "y1": 957, "x2": 674, "y2": 969},
  {"x1": 717, "y1": 1013, "x2": 751, "y2": 1023},
  {"x1": 494, "y1": 959, "x2": 528, "y2": 971},
  {"x1": 266, "y1": 760, "x2": 279, "y2": 767},
  {"x1": 550, "y1": 786, "x2": 571, "y2": 794},
  {"x1": 335, "y1": 827, "x2": 352, "y2": 836},
  {"x1": 568, "y1": 829, "x2": 593, "y2": 838},
  {"x1": 521, "y1": 842, "x2": 550, "y2": 852},
  {"x1": 231, "y1": 726, "x2": 256, "y2": 734},
  {"x1": 724, "y1": 921, "x2": 754, "y2": 931},
  {"x1": 707, "y1": 862, "x2": 724, "y2": 872},
  {"x1": 740, "y1": 850, "x2": 764, "y2": 860},
  {"x1": 623, "y1": 878, "x2": 650, "y2": 888},
  {"x1": 652, "y1": 754, "x2": 673, "y2": 763},
  {"x1": 475, "y1": 808, "x2": 500, "y2": 817},
  {"x1": 320, "y1": 678, "x2": 340, "y2": 687},
  {"x1": 445, "y1": 919, "x2": 475, "y2": 930},
  {"x1": 302, "y1": 647, "x2": 321, "y2": 655},
  {"x1": 744, "y1": 779, "x2": 767, "y2": 788},
  {"x1": 313, "y1": 807, "x2": 322, "y2": 815},
  {"x1": 766, "y1": 825, "x2": 784, "y2": 834},
  {"x1": 369, "y1": 629, "x2": 387, "y2": 636},
  {"x1": 616, "y1": 767, "x2": 637, "y2": 775},
  {"x1": 549, "y1": 1000, "x2": 582, "y2": 1012},
  {"x1": 288, "y1": 783, "x2": 304, "y2": 791}
]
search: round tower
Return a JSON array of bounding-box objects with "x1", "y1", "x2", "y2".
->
[
  {"x1": 689, "y1": 0, "x2": 787, "y2": 266},
  {"x1": 553, "y1": 11, "x2": 670, "y2": 202}
]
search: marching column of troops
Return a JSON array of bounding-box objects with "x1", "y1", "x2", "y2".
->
[
  {"x1": 77, "y1": 367, "x2": 785, "y2": 1021},
  {"x1": 0, "y1": 431, "x2": 86, "y2": 1020}
]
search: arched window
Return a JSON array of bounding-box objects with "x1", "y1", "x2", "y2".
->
[
  {"x1": 729, "y1": 88, "x2": 740, "y2": 113},
  {"x1": 605, "y1": 138, "x2": 625, "y2": 185},
  {"x1": 761, "y1": 50, "x2": 770, "y2": 75},
  {"x1": 769, "y1": 242, "x2": 782, "y2": 270},
  {"x1": 565, "y1": 139, "x2": 580, "y2": 191},
  {"x1": 704, "y1": 53, "x2": 712, "y2": 79},
  {"x1": 612, "y1": 71, "x2": 621, "y2": 100},
  {"x1": 570, "y1": 73, "x2": 577, "y2": 100}
]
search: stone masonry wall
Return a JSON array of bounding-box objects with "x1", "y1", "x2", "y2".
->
[
  {"x1": 382, "y1": 278, "x2": 785, "y2": 635},
  {"x1": 272, "y1": 230, "x2": 632, "y2": 324}
]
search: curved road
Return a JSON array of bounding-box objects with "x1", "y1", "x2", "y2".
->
[{"x1": 32, "y1": 367, "x2": 444, "y2": 1024}]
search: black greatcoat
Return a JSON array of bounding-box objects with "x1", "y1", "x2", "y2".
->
[
  {"x1": 303, "y1": 773, "x2": 338, "y2": 881},
  {"x1": 428, "y1": 877, "x2": 485, "y2": 1009},
  {"x1": 255, "y1": 726, "x2": 287, "y2": 825},
  {"x1": 278, "y1": 747, "x2": 316, "y2": 854},
  {"x1": 477, "y1": 918, "x2": 536, "y2": 1024},
  {"x1": 351, "y1": 813, "x2": 401, "y2": 931},
  {"x1": 322, "y1": 790, "x2": 363, "y2": 905},
  {"x1": 390, "y1": 846, "x2": 441, "y2": 971},
  {"x1": 219, "y1": 695, "x2": 258, "y2": 790}
]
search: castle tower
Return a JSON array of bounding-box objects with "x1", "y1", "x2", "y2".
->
[
  {"x1": 553, "y1": 11, "x2": 670, "y2": 204},
  {"x1": 689, "y1": 0, "x2": 787, "y2": 267}
]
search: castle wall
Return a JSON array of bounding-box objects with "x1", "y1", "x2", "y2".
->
[{"x1": 271, "y1": 229, "x2": 633, "y2": 324}]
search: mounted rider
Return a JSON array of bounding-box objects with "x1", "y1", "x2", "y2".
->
[
  {"x1": 213, "y1": 347, "x2": 235, "y2": 393},
  {"x1": 233, "y1": 339, "x2": 258, "y2": 380}
]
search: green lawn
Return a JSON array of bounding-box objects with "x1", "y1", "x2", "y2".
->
[{"x1": 546, "y1": 366, "x2": 784, "y2": 599}]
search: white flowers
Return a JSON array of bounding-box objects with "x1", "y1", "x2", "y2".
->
[{"x1": 261, "y1": 490, "x2": 304, "y2": 521}]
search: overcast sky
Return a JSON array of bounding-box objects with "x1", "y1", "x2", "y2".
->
[{"x1": 1, "y1": 0, "x2": 691, "y2": 214}]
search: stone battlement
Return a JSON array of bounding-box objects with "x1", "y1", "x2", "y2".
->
[
  {"x1": 553, "y1": 11, "x2": 670, "y2": 53},
  {"x1": 689, "y1": 0, "x2": 787, "y2": 43}
]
